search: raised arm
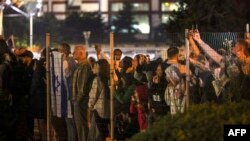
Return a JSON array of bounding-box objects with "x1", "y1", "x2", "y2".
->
[
  {"x1": 188, "y1": 30, "x2": 200, "y2": 57},
  {"x1": 192, "y1": 30, "x2": 222, "y2": 65}
]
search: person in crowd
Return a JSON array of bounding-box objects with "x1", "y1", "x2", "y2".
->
[
  {"x1": 192, "y1": 30, "x2": 250, "y2": 102},
  {"x1": 88, "y1": 59, "x2": 110, "y2": 141},
  {"x1": 165, "y1": 47, "x2": 186, "y2": 115},
  {"x1": 88, "y1": 56, "x2": 96, "y2": 69},
  {"x1": 188, "y1": 30, "x2": 217, "y2": 103},
  {"x1": 95, "y1": 44, "x2": 110, "y2": 63},
  {"x1": 232, "y1": 39, "x2": 250, "y2": 75},
  {"x1": 114, "y1": 49, "x2": 123, "y2": 83},
  {"x1": 148, "y1": 63, "x2": 169, "y2": 126},
  {"x1": 72, "y1": 45, "x2": 94, "y2": 141},
  {"x1": 114, "y1": 56, "x2": 139, "y2": 139},
  {"x1": 114, "y1": 49, "x2": 123, "y2": 62},
  {"x1": 58, "y1": 43, "x2": 77, "y2": 141},
  {"x1": 30, "y1": 48, "x2": 47, "y2": 141},
  {"x1": 133, "y1": 54, "x2": 153, "y2": 87},
  {"x1": 130, "y1": 85, "x2": 148, "y2": 132},
  {"x1": 114, "y1": 56, "x2": 136, "y2": 106},
  {"x1": 0, "y1": 40, "x2": 13, "y2": 141},
  {"x1": 18, "y1": 50, "x2": 37, "y2": 140}
]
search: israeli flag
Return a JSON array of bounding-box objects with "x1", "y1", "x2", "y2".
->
[{"x1": 50, "y1": 51, "x2": 73, "y2": 118}]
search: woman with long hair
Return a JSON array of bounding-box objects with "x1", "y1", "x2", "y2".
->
[{"x1": 87, "y1": 59, "x2": 110, "y2": 141}]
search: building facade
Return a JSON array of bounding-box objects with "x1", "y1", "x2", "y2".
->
[{"x1": 42, "y1": 0, "x2": 179, "y2": 34}]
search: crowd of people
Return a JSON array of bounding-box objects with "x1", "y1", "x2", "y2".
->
[{"x1": 0, "y1": 30, "x2": 250, "y2": 141}]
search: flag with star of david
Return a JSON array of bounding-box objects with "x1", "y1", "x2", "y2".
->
[{"x1": 50, "y1": 51, "x2": 73, "y2": 118}]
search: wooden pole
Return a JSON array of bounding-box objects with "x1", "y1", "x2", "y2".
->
[
  {"x1": 0, "y1": 5, "x2": 4, "y2": 36},
  {"x1": 46, "y1": 33, "x2": 51, "y2": 141},
  {"x1": 109, "y1": 32, "x2": 115, "y2": 141},
  {"x1": 185, "y1": 29, "x2": 190, "y2": 109}
]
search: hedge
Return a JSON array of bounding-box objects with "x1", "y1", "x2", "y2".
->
[{"x1": 129, "y1": 100, "x2": 250, "y2": 141}]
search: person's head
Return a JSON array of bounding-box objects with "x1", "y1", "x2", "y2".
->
[
  {"x1": 232, "y1": 39, "x2": 249, "y2": 61},
  {"x1": 120, "y1": 56, "x2": 133, "y2": 71},
  {"x1": 146, "y1": 55, "x2": 150, "y2": 64},
  {"x1": 155, "y1": 63, "x2": 166, "y2": 77},
  {"x1": 73, "y1": 45, "x2": 87, "y2": 62},
  {"x1": 133, "y1": 54, "x2": 140, "y2": 68},
  {"x1": 14, "y1": 47, "x2": 26, "y2": 56},
  {"x1": 167, "y1": 47, "x2": 179, "y2": 60},
  {"x1": 94, "y1": 44, "x2": 102, "y2": 54},
  {"x1": 58, "y1": 43, "x2": 71, "y2": 55},
  {"x1": 20, "y1": 50, "x2": 33, "y2": 65},
  {"x1": 114, "y1": 49, "x2": 122, "y2": 60},
  {"x1": 88, "y1": 56, "x2": 96, "y2": 68},
  {"x1": 93, "y1": 59, "x2": 110, "y2": 80},
  {"x1": 178, "y1": 47, "x2": 186, "y2": 60}
]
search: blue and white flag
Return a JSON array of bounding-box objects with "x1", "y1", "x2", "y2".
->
[{"x1": 50, "y1": 51, "x2": 73, "y2": 118}]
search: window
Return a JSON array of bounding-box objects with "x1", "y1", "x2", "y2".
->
[
  {"x1": 111, "y1": 14, "x2": 150, "y2": 34},
  {"x1": 133, "y1": 14, "x2": 150, "y2": 34},
  {"x1": 132, "y1": 3, "x2": 149, "y2": 11},
  {"x1": 81, "y1": 3, "x2": 99, "y2": 12},
  {"x1": 111, "y1": 2, "x2": 149, "y2": 12},
  {"x1": 161, "y1": 2, "x2": 179, "y2": 12},
  {"x1": 162, "y1": 14, "x2": 171, "y2": 23},
  {"x1": 111, "y1": 3, "x2": 123, "y2": 12},
  {"x1": 53, "y1": 4, "x2": 66, "y2": 12}
]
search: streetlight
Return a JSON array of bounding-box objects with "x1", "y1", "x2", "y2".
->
[
  {"x1": 83, "y1": 31, "x2": 91, "y2": 50},
  {"x1": 1, "y1": 0, "x2": 43, "y2": 48}
]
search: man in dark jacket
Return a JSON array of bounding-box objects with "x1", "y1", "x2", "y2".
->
[{"x1": 72, "y1": 45, "x2": 93, "y2": 141}]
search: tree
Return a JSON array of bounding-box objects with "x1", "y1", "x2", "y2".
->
[
  {"x1": 165, "y1": 0, "x2": 250, "y2": 32},
  {"x1": 3, "y1": 16, "x2": 29, "y2": 43},
  {"x1": 33, "y1": 13, "x2": 62, "y2": 46},
  {"x1": 111, "y1": 2, "x2": 139, "y2": 34},
  {"x1": 62, "y1": 12, "x2": 105, "y2": 43}
]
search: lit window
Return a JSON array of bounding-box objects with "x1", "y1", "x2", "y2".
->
[
  {"x1": 162, "y1": 14, "x2": 170, "y2": 23},
  {"x1": 132, "y1": 3, "x2": 149, "y2": 11},
  {"x1": 81, "y1": 3, "x2": 99, "y2": 12},
  {"x1": 111, "y1": 3, "x2": 123, "y2": 12},
  {"x1": 111, "y1": 14, "x2": 150, "y2": 34},
  {"x1": 53, "y1": 4, "x2": 66, "y2": 12},
  {"x1": 133, "y1": 15, "x2": 150, "y2": 34},
  {"x1": 161, "y1": 2, "x2": 179, "y2": 11},
  {"x1": 111, "y1": 2, "x2": 149, "y2": 12}
]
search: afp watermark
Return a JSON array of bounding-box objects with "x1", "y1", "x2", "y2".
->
[{"x1": 224, "y1": 125, "x2": 250, "y2": 141}]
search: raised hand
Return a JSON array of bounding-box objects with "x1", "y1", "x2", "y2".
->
[
  {"x1": 192, "y1": 29, "x2": 201, "y2": 42},
  {"x1": 245, "y1": 33, "x2": 250, "y2": 45}
]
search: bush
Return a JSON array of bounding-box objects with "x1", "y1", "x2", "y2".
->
[{"x1": 129, "y1": 101, "x2": 250, "y2": 141}]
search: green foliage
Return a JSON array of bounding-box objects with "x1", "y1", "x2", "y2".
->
[
  {"x1": 111, "y1": 2, "x2": 139, "y2": 34},
  {"x1": 62, "y1": 12, "x2": 105, "y2": 43},
  {"x1": 33, "y1": 13, "x2": 63, "y2": 46},
  {"x1": 3, "y1": 16, "x2": 29, "y2": 42},
  {"x1": 165, "y1": 0, "x2": 250, "y2": 32},
  {"x1": 129, "y1": 101, "x2": 250, "y2": 141}
]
